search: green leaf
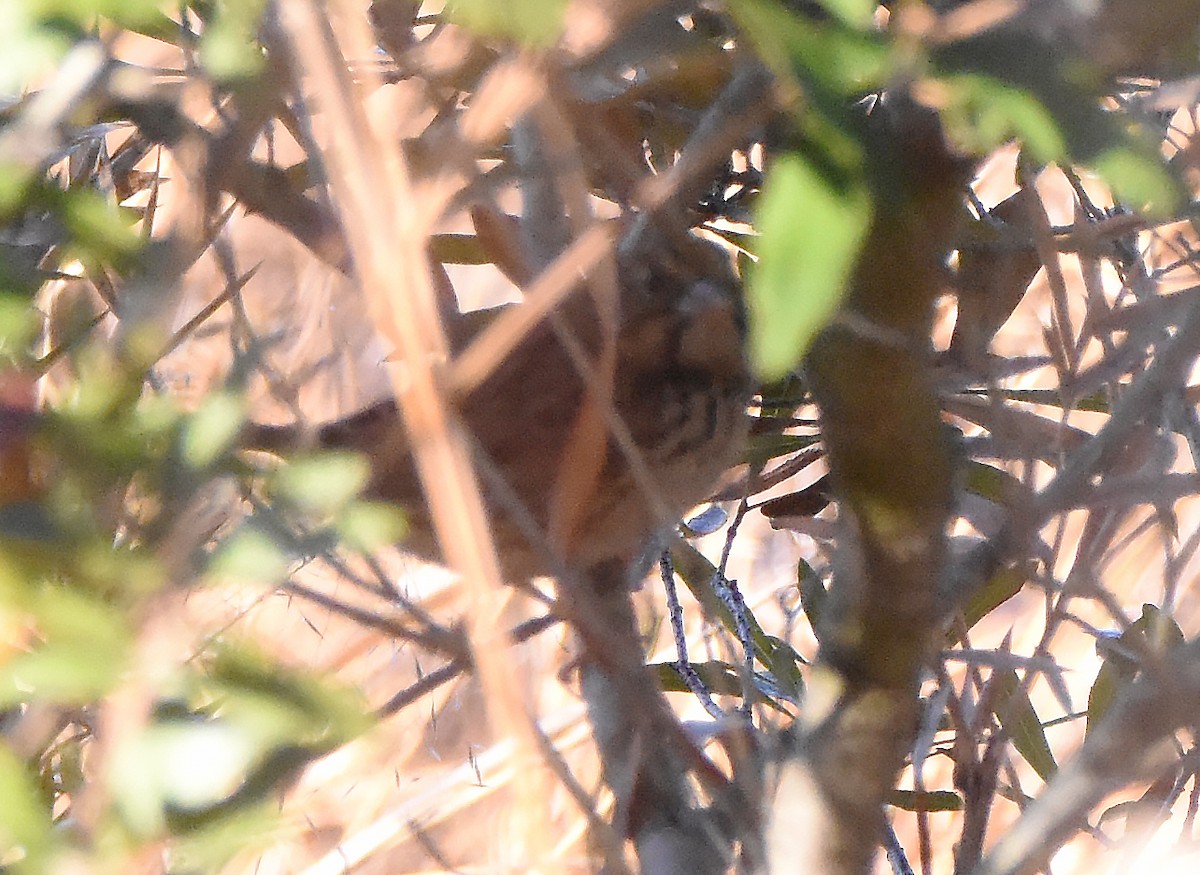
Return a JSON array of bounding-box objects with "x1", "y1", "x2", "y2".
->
[
  {"x1": 669, "y1": 541, "x2": 778, "y2": 667},
  {"x1": 112, "y1": 646, "x2": 369, "y2": 840},
  {"x1": 1134, "y1": 604, "x2": 1185, "y2": 652},
  {"x1": 932, "y1": 31, "x2": 1110, "y2": 160},
  {"x1": 61, "y1": 189, "x2": 144, "y2": 268},
  {"x1": 335, "y1": 501, "x2": 407, "y2": 553},
  {"x1": 430, "y1": 234, "x2": 492, "y2": 265},
  {"x1": 0, "y1": 293, "x2": 39, "y2": 350},
  {"x1": 992, "y1": 668, "x2": 1057, "y2": 781},
  {"x1": 75, "y1": 540, "x2": 165, "y2": 598},
  {"x1": 33, "y1": 0, "x2": 165, "y2": 29},
  {"x1": 813, "y1": 0, "x2": 876, "y2": 27},
  {"x1": 950, "y1": 564, "x2": 1027, "y2": 643},
  {"x1": 962, "y1": 460, "x2": 1014, "y2": 504},
  {"x1": 653, "y1": 659, "x2": 796, "y2": 710},
  {"x1": 0, "y1": 586, "x2": 131, "y2": 706},
  {"x1": 1093, "y1": 145, "x2": 1181, "y2": 217},
  {"x1": 958, "y1": 387, "x2": 1111, "y2": 413},
  {"x1": 745, "y1": 432, "x2": 820, "y2": 466},
  {"x1": 887, "y1": 788, "x2": 963, "y2": 812},
  {"x1": 937, "y1": 74, "x2": 1067, "y2": 163},
  {"x1": 445, "y1": 0, "x2": 568, "y2": 46},
  {"x1": 182, "y1": 392, "x2": 246, "y2": 469},
  {"x1": 732, "y1": 0, "x2": 890, "y2": 97},
  {"x1": 205, "y1": 645, "x2": 371, "y2": 748},
  {"x1": 932, "y1": 28, "x2": 1184, "y2": 213},
  {"x1": 272, "y1": 451, "x2": 370, "y2": 515},
  {"x1": 747, "y1": 152, "x2": 872, "y2": 379},
  {"x1": 1087, "y1": 604, "x2": 1185, "y2": 735},
  {"x1": 211, "y1": 526, "x2": 290, "y2": 585},
  {"x1": 0, "y1": 744, "x2": 52, "y2": 873},
  {"x1": 762, "y1": 636, "x2": 805, "y2": 700},
  {"x1": 0, "y1": 7, "x2": 69, "y2": 95},
  {"x1": 1085, "y1": 656, "x2": 1125, "y2": 739},
  {"x1": 797, "y1": 557, "x2": 827, "y2": 634},
  {"x1": 167, "y1": 801, "x2": 282, "y2": 870},
  {"x1": 198, "y1": 0, "x2": 268, "y2": 82},
  {"x1": 653, "y1": 660, "x2": 743, "y2": 697},
  {"x1": 111, "y1": 717, "x2": 261, "y2": 836}
]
